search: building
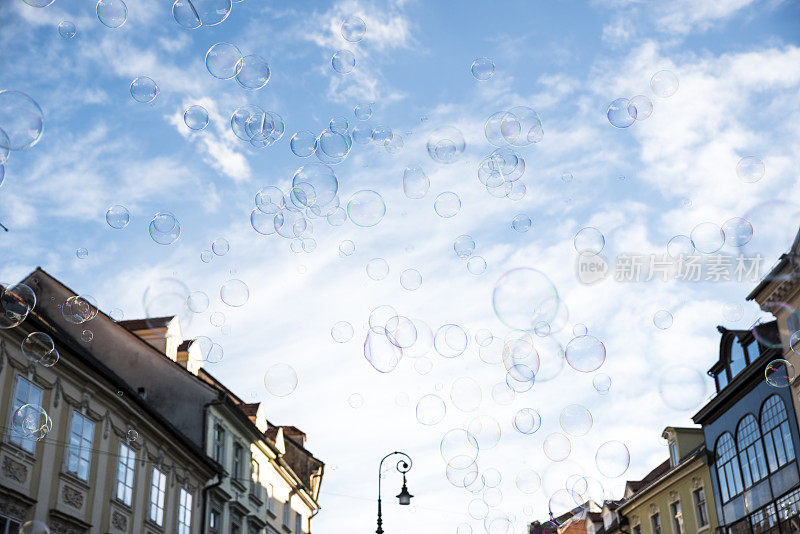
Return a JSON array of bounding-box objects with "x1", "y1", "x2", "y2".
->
[
  {"x1": 0, "y1": 283, "x2": 219, "y2": 533},
  {"x1": 617, "y1": 426, "x2": 718, "y2": 534},
  {"x1": 3, "y1": 268, "x2": 323, "y2": 534}
]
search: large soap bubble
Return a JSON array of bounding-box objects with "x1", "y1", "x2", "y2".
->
[
  {"x1": 347, "y1": 190, "x2": 385, "y2": 227},
  {"x1": 363, "y1": 330, "x2": 402, "y2": 373},
  {"x1": 427, "y1": 126, "x2": 465, "y2": 164},
  {"x1": 493, "y1": 268, "x2": 559, "y2": 330},
  {"x1": 0, "y1": 91, "x2": 44, "y2": 151},
  {"x1": 0, "y1": 283, "x2": 37, "y2": 329}
]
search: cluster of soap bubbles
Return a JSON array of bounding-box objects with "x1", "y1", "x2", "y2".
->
[
  {"x1": 149, "y1": 212, "x2": 181, "y2": 245},
  {"x1": 21, "y1": 331, "x2": 60, "y2": 367},
  {"x1": 666, "y1": 217, "x2": 754, "y2": 257},
  {"x1": 230, "y1": 105, "x2": 284, "y2": 148},
  {"x1": 207, "y1": 43, "x2": 271, "y2": 90},
  {"x1": 477, "y1": 148, "x2": 527, "y2": 201},
  {"x1": 607, "y1": 70, "x2": 677, "y2": 128},
  {"x1": 453, "y1": 235, "x2": 487, "y2": 275},
  {"x1": 330, "y1": 16, "x2": 366, "y2": 74}
]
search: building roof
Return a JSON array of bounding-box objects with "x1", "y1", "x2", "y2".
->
[
  {"x1": 747, "y1": 224, "x2": 800, "y2": 301},
  {"x1": 119, "y1": 316, "x2": 174, "y2": 330},
  {"x1": 626, "y1": 459, "x2": 670, "y2": 493},
  {"x1": 621, "y1": 446, "x2": 705, "y2": 511}
]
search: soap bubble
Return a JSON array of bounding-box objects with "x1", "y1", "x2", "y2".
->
[
  {"x1": 736, "y1": 156, "x2": 765, "y2": 183},
  {"x1": 264, "y1": 363, "x2": 298, "y2": 397},
  {"x1": 766, "y1": 359, "x2": 795, "y2": 387},
  {"x1": 513, "y1": 408, "x2": 541, "y2": 434},
  {"x1": 81, "y1": 329, "x2": 94, "y2": 343},
  {"x1": 250, "y1": 209, "x2": 276, "y2": 235},
  {"x1": 450, "y1": 377, "x2": 482, "y2": 412},
  {"x1": 212, "y1": 237, "x2": 230, "y2": 256},
  {"x1": 491, "y1": 382, "x2": 515, "y2": 405},
  {"x1": 331, "y1": 321, "x2": 354, "y2": 343},
  {"x1": 0, "y1": 283, "x2": 36, "y2": 329},
  {"x1": 403, "y1": 165, "x2": 430, "y2": 199},
  {"x1": 722, "y1": 302, "x2": 744, "y2": 322},
  {"x1": 220, "y1": 279, "x2": 249, "y2": 307},
  {"x1": 143, "y1": 278, "x2": 190, "y2": 328},
  {"x1": 96, "y1": 0, "x2": 127, "y2": 28},
  {"x1": 184, "y1": 105, "x2": 209, "y2": 130},
  {"x1": 339, "y1": 240, "x2": 356, "y2": 257},
  {"x1": 658, "y1": 366, "x2": 706, "y2": 410},
  {"x1": 316, "y1": 128, "x2": 352, "y2": 163},
  {"x1": 427, "y1": 126, "x2": 465, "y2": 164},
  {"x1": 347, "y1": 190, "x2": 385, "y2": 227},
  {"x1": 543, "y1": 433, "x2": 571, "y2": 462},
  {"x1": 291, "y1": 130, "x2": 317, "y2": 157},
  {"x1": 593, "y1": 374, "x2": 611, "y2": 395},
  {"x1": 434, "y1": 192, "x2": 461, "y2": 218},
  {"x1": 441, "y1": 428, "x2": 479, "y2": 469},
  {"x1": 434, "y1": 324, "x2": 468, "y2": 358},
  {"x1": 130, "y1": 76, "x2": 158, "y2": 103},
  {"x1": 515, "y1": 469, "x2": 541, "y2": 494},
  {"x1": 206, "y1": 42, "x2": 243, "y2": 80},
  {"x1": 354, "y1": 102, "x2": 373, "y2": 120},
  {"x1": 13, "y1": 405, "x2": 52, "y2": 441},
  {"x1": 653, "y1": 310, "x2": 673, "y2": 330},
  {"x1": 400, "y1": 269, "x2": 422, "y2": 290},
  {"x1": 722, "y1": 217, "x2": 753, "y2": 247},
  {"x1": 454, "y1": 235, "x2": 476, "y2": 259},
  {"x1": 292, "y1": 163, "x2": 339, "y2": 209},
  {"x1": 650, "y1": 70, "x2": 679, "y2": 97},
  {"x1": 341, "y1": 16, "x2": 366, "y2": 42},
  {"x1": 76, "y1": 248, "x2": 88, "y2": 259},
  {"x1": 23, "y1": 0, "x2": 55, "y2": 6},
  {"x1": 512, "y1": 214, "x2": 531, "y2": 232},
  {"x1": 471, "y1": 57, "x2": 495, "y2": 81},
  {"x1": 595, "y1": 440, "x2": 630, "y2": 478},
  {"x1": 364, "y1": 330, "x2": 402, "y2": 373},
  {"x1": 416, "y1": 394, "x2": 446, "y2": 425},
  {"x1": 627, "y1": 95, "x2": 653, "y2": 120},
  {"x1": 0, "y1": 91, "x2": 44, "y2": 152},
  {"x1": 607, "y1": 98, "x2": 634, "y2": 128},
  {"x1": 493, "y1": 268, "x2": 559, "y2": 330},
  {"x1": 58, "y1": 21, "x2": 77, "y2": 38},
  {"x1": 332, "y1": 50, "x2": 356, "y2": 74},
  {"x1": 690, "y1": 222, "x2": 725, "y2": 254},
  {"x1": 21, "y1": 332, "x2": 58, "y2": 365},
  {"x1": 62, "y1": 295, "x2": 99, "y2": 325},
  {"x1": 366, "y1": 258, "x2": 390, "y2": 280},
  {"x1": 565, "y1": 335, "x2": 605, "y2": 373},
  {"x1": 187, "y1": 291, "x2": 210, "y2": 313},
  {"x1": 559, "y1": 404, "x2": 592, "y2": 436},
  {"x1": 149, "y1": 212, "x2": 181, "y2": 245},
  {"x1": 667, "y1": 235, "x2": 694, "y2": 258},
  {"x1": 172, "y1": 0, "x2": 231, "y2": 27},
  {"x1": 209, "y1": 312, "x2": 226, "y2": 327},
  {"x1": 235, "y1": 55, "x2": 270, "y2": 90},
  {"x1": 574, "y1": 227, "x2": 605, "y2": 255}
]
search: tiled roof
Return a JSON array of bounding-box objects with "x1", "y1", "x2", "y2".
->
[
  {"x1": 119, "y1": 316, "x2": 174, "y2": 330},
  {"x1": 626, "y1": 459, "x2": 670, "y2": 492}
]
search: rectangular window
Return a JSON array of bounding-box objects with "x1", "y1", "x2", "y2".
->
[
  {"x1": 295, "y1": 511, "x2": 302, "y2": 534},
  {"x1": 669, "y1": 441, "x2": 679, "y2": 466},
  {"x1": 209, "y1": 509, "x2": 220, "y2": 533},
  {"x1": 213, "y1": 424, "x2": 226, "y2": 464},
  {"x1": 693, "y1": 488, "x2": 709, "y2": 527},
  {"x1": 0, "y1": 515, "x2": 22, "y2": 534},
  {"x1": 787, "y1": 310, "x2": 800, "y2": 335},
  {"x1": 233, "y1": 442, "x2": 243, "y2": 480},
  {"x1": 651, "y1": 513, "x2": 661, "y2": 534},
  {"x1": 670, "y1": 501, "x2": 682, "y2": 534},
  {"x1": 66, "y1": 411, "x2": 94, "y2": 480},
  {"x1": 632, "y1": 526, "x2": 641, "y2": 534},
  {"x1": 250, "y1": 459, "x2": 261, "y2": 498},
  {"x1": 149, "y1": 467, "x2": 167, "y2": 526},
  {"x1": 115, "y1": 443, "x2": 136, "y2": 505},
  {"x1": 283, "y1": 500, "x2": 291, "y2": 527},
  {"x1": 8, "y1": 376, "x2": 43, "y2": 453},
  {"x1": 178, "y1": 488, "x2": 192, "y2": 534},
  {"x1": 716, "y1": 370, "x2": 729, "y2": 392},
  {"x1": 267, "y1": 484, "x2": 276, "y2": 514}
]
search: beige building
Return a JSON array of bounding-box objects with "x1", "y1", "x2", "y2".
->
[
  {"x1": 618, "y1": 427, "x2": 718, "y2": 534},
  {"x1": 0, "y1": 285, "x2": 218, "y2": 533},
  {"x1": 11, "y1": 268, "x2": 323, "y2": 534}
]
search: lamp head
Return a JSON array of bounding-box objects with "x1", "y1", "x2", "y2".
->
[{"x1": 396, "y1": 482, "x2": 413, "y2": 505}]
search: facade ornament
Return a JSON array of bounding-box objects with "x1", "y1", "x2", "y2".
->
[
  {"x1": 61, "y1": 486, "x2": 84, "y2": 509},
  {"x1": 649, "y1": 503, "x2": 658, "y2": 514},
  {"x1": 691, "y1": 477, "x2": 702, "y2": 490},
  {"x1": 2, "y1": 456, "x2": 28, "y2": 483},
  {"x1": 112, "y1": 510, "x2": 128, "y2": 530},
  {"x1": 669, "y1": 490, "x2": 678, "y2": 501}
]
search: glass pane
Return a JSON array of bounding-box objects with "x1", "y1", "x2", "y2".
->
[{"x1": 730, "y1": 341, "x2": 746, "y2": 377}]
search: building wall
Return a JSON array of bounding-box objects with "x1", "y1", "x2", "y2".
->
[
  {"x1": 0, "y1": 326, "x2": 214, "y2": 534},
  {"x1": 702, "y1": 378, "x2": 800, "y2": 527},
  {"x1": 620, "y1": 458, "x2": 717, "y2": 534},
  {"x1": 205, "y1": 406, "x2": 315, "y2": 534}
]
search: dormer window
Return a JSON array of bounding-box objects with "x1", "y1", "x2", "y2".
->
[
  {"x1": 729, "y1": 339, "x2": 746, "y2": 378},
  {"x1": 669, "y1": 441, "x2": 679, "y2": 467},
  {"x1": 715, "y1": 369, "x2": 729, "y2": 392},
  {"x1": 745, "y1": 339, "x2": 759, "y2": 361}
]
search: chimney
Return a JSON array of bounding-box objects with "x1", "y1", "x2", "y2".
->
[
  {"x1": 120, "y1": 316, "x2": 182, "y2": 362},
  {"x1": 175, "y1": 338, "x2": 205, "y2": 375},
  {"x1": 281, "y1": 426, "x2": 307, "y2": 447}
]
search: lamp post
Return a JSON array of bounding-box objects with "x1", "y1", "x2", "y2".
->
[{"x1": 376, "y1": 451, "x2": 413, "y2": 534}]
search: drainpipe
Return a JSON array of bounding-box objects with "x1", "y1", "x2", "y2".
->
[
  {"x1": 308, "y1": 471, "x2": 323, "y2": 533},
  {"x1": 201, "y1": 395, "x2": 226, "y2": 534}
]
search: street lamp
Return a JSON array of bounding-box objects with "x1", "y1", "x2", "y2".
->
[{"x1": 376, "y1": 451, "x2": 413, "y2": 534}]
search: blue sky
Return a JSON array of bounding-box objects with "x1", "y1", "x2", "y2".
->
[{"x1": 2, "y1": 0, "x2": 800, "y2": 532}]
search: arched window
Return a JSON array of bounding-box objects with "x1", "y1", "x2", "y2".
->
[
  {"x1": 761, "y1": 395, "x2": 796, "y2": 472},
  {"x1": 736, "y1": 414, "x2": 768, "y2": 488},
  {"x1": 715, "y1": 432, "x2": 743, "y2": 502}
]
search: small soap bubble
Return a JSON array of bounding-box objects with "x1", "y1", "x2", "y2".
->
[{"x1": 58, "y1": 21, "x2": 77, "y2": 38}]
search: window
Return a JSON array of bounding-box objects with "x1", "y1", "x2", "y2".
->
[
  {"x1": 116, "y1": 443, "x2": 136, "y2": 505},
  {"x1": 737, "y1": 414, "x2": 768, "y2": 488},
  {"x1": 233, "y1": 442, "x2": 243, "y2": 480},
  {"x1": 715, "y1": 432, "x2": 743, "y2": 502},
  {"x1": 0, "y1": 515, "x2": 22, "y2": 534},
  {"x1": 651, "y1": 512, "x2": 662, "y2": 534},
  {"x1": 178, "y1": 488, "x2": 192, "y2": 534},
  {"x1": 745, "y1": 339, "x2": 759, "y2": 361},
  {"x1": 669, "y1": 441, "x2": 679, "y2": 466},
  {"x1": 209, "y1": 509, "x2": 220, "y2": 533},
  {"x1": 231, "y1": 516, "x2": 241, "y2": 534},
  {"x1": 149, "y1": 467, "x2": 167, "y2": 526},
  {"x1": 693, "y1": 487, "x2": 709, "y2": 527},
  {"x1": 267, "y1": 483, "x2": 276, "y2": 514},
  {"x1": 761, "y1": 395, "x2": 796, "y2": 472},
  {"x1": 295, "y1": 511, "x2": 302, "y2": 534},
  {"x1": 283, "y1": 500, "x2": 291, "y2": 527},
  {"x1": 730, "y1": 340, "x2": 747, "y2": 378},
  {"x1": 632, "y1": 526, "x2": 641, "y2": 534},
  {"x1": 66, "y1": 411, "x2": 94, "y2": 480},
  {"x1": 250, "y1": 459, "x2": 262, "y2": 498},
  {"x1": 8, "y1": 376, "x2": 43, "y2": 453},
  {"x1": 213, "y1": 424, "x2": 226, "y2": 464},
  {"x1": 716, "y1": 369, "x2": 729, "y2": 392},
  {"x1": 787, "y1": 310, "x2": 800, "y2": 335},
  {"x1": 670, "y1": 501, "x2": 682, "y2": 534},
  {"x1": 751, "y1": 504, "x2": 779, "y2": 533}
]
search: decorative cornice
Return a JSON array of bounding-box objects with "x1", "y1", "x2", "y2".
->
[{"x1": 2, "y1": 456, "x2": 28, "y2": 483}]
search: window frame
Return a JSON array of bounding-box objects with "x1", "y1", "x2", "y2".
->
[
  {"x1": 8, "y1": 376, "x2": 44, "y2": 453},
  {"x1": 650, "y1": 512, "x2": 662, "y2": 534},
  {"x1": 267, "y1": 483, "x2": 276, "y2": 514},
  {"x1": 213, "y1": 424, "x2": 226, "y2": 465},
  {"x1": 149, "y1": 466, "x2": 167, "y2": 526},
  {"x1": 715, "y1": 432, "x2": 743, "y2": 502},
  {"x1": 761, "y1": 394, "x2": 796, "y2": 472},
  {"x1": 283, "y1": 498, "x2": 291, "y2": 527},
  {"x1": 178, "y1": 487, "x2": 193, "y2": 534},
  {"x1": 295, "y1": 511, "x2": 303, "y2": 534},
  {"x1": 65, "y1": 410, "x2": 95, "y2": 481},
  {"x1": 693, "y1": 487, "x2": 709, "y2": 528},
  {"x1": 115, "y1": 442, "x2": 137, "y2": 506},
  {"x1": 736, "y1": 414, "x2": 768, "y2": 489},
  {"x1": 670, "y1": 500, "x2": 683, "y2": 534},
  {"x1": 669, "y1": 441, "x2": 679, "y2": 467},
  {"x1": 233, "y1": 442, "x2": 244, "y2": 481},
  {"x1": 250, "y1": 458, "x2": 262, "y2": 498}
]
